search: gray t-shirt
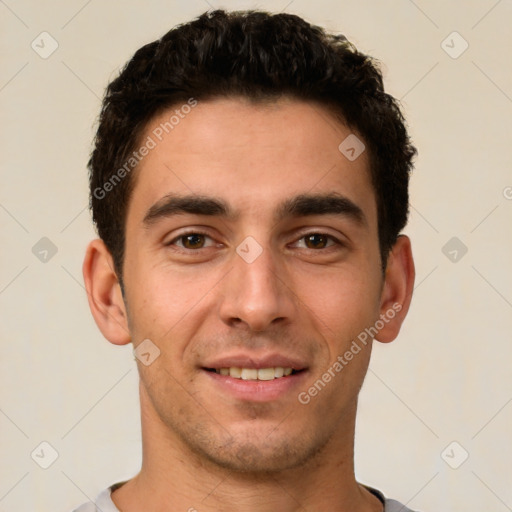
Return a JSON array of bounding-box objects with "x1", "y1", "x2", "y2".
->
[{"x1": 72, "y1": 481, "x2": 420, "y2": 511}]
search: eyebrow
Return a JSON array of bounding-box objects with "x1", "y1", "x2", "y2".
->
[
  {"x1": 143, "y1": 194, "x2": 235, "y2": 227},
  {"x1": 275, "y1": 193, "x2": 367, "y2": 227},
  {"x1": 142, "y1": 192, "x2": 366, "y2": 228}
]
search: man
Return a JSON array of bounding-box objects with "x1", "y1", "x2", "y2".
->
[{"x1": 76, "y1": 9, "x2": 417, "y2": 512}]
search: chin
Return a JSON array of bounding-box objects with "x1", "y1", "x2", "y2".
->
[{"x1": 182, "y1": 423, "x2": 331, "y2": 475}]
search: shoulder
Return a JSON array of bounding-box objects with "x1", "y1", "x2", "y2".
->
[
  {"x1": 71, "y1": 482, "x2": 124, "y2": 512},
  {"x1": 384, "y1": 497, "x2": 420, "y2": 512},
  {"x1": 363, "y1": 484, "x2": 421, "y2": 512}
]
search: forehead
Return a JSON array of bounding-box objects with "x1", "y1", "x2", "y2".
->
[{"x1": 127, "y1": 97, "x2": 376, "y2": 228}]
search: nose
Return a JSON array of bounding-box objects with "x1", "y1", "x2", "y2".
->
[{"x1": 218, "y1": 243, "x2": 296, "y2": 332}]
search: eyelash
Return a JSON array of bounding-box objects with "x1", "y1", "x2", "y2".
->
[
  {"x1": 167, "y1": 230, "x2": 343, "y2": 251},
  {"x1": 293, "y1": 233, "x2": 341, "y2": 250},
  {"x1": 169, "y1": 231, "x2": 218, "y2": 250}
]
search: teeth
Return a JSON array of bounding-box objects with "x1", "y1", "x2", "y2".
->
[
  {"x1": 257, "y1": 368, "x2": 275, "y2": 381},
  {"x1": 241, "y1": 368, "x2": 258, "y2": 380},
  {"x1": 215, "y1": 367, "x2": 295, "y2": 380},
  {"x1": 229, "y1": 367, "x2": 242, "y2": 378}
]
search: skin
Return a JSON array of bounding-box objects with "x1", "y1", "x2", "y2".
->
[{"x1": 83, "y1": 97, "x2": 415, "y2": 512}]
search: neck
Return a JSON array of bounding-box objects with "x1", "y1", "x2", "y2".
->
[{"x1": 112, "y1": 383, "x2": 382, "y2": 512}]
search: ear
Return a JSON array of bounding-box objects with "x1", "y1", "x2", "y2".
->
[
  {"x1": 82, "y1": 239, "x2": 131, "y2": 345},
  {"x1": 375, "y1": 234, "x2": 415, "y2": 343}
]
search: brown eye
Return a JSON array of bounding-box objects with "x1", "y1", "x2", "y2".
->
[
  {"x1": 303, "y1": 234, "x2": 330, "y2": 249},
  {"x1": 179, "y1": 233, "x2": 206, "y2": 249}
]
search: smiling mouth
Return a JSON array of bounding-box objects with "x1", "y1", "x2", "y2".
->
[{"x1": 204, "y1": 367, "x2": 304, "y2": 381}]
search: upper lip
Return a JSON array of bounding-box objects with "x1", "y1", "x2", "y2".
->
[{"x1": 203, "y1": 353, "x2": 308, "y2": 371}]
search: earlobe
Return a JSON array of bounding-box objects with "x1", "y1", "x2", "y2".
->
[
  {"x1": 375, "y1": 235, "x2": 415, "y2": 343},
  {"x1": 82, "y1": 239, "x2": 131, "y2": 346}
]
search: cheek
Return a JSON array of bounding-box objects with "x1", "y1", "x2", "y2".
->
[
  {"x1": 124, "y1": 262, "x2": 222, "y2": 353},
  {"x1": 292, "y1": 264, "x2": 382, "y2": 340}
]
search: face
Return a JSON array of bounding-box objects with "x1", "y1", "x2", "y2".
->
[{"x1": 118, "y1": 97, "x2": 389, "y2": 473}]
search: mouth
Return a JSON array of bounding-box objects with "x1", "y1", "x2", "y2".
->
[
  {"x1": 201, "y1": 353, "x2": 309, "y2": 401},
  {"x1": 204, "y1": 367, "x2": 304, "y2": 381},
  {"x1": 202, "y1": 362, "x2": 308, "y2": 402}
]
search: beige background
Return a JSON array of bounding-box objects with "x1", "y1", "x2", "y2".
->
[{"x1": 1, "y1": 1, "x2": 511, "y2": 511}]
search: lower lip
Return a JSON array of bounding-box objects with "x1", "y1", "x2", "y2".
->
[{"x1": 203, "y1": 369, "x2": 308, "y2": 402}]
